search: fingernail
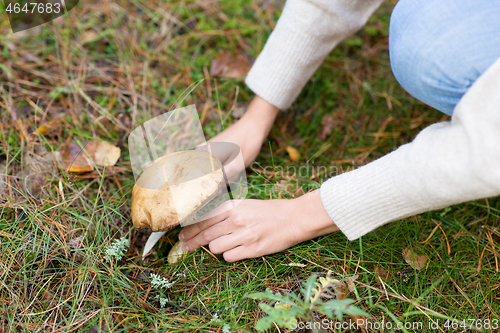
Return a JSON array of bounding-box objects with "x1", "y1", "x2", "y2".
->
[
  {"x1": 182, "y1": 245, "x2": 189, "y2": 253},
  {"x1": 179, "y1": 233, "x2": 185, "y2": 241}
]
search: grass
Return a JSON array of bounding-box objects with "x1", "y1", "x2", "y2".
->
[{"x1": 1, "y1": 0, "x2": 499, "y2": 332}]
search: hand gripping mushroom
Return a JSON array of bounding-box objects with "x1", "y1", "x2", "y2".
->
[{"x1": 132, "y1": 150, "x2": 225, "y2": 263}]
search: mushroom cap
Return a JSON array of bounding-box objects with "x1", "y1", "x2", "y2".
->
[{"x1": 132, "y1": 150, "x2": 224, "y2": 231}]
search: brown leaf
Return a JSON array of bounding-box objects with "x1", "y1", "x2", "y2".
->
[
  {"x1": 328, "y1": 274, "x2": 358, "y2": 301},
  {"x1": 80, "y1": 31, "x2": 98, "y2": 45},
  {"x1": 345, "y1": 274, "x2": 358, "y2": 292},
  {"x1": 22, "y1": 152, "x2": 55, "y2": 198},
  {"x1": 275, "y1": 137, "x2": 288, "y2": 150},
  {"x1": 68, "y1": 236, "x2": 86, "y2": 263},
  {"x1": 350, "y1": 315, "x2": 367, "y2": 329},
  {"x1": 319, "y1": 114, "x2": 335, "y2": 139},
  {"x1": 331, "y1": 280, "x2": 348, "y2": 300},
  {"x1": 374, "y1": 265, "x2": 390, "y2": 280},
  {"x1": 318, "y1": 114, "x2": 342, "y2": 140},
  {"x1": 285, "y1": 146, "x2": 300, "y2": 161},
  {"x1": 60, "y1": 143, "x2": 94, "y2": 173},
  {"x1": 402, "y1": 248, "x2": 428, "y2": 270},
  {"x1": 59, "y1": 141, "x2": 121, "y2": 173},
  {"x1": 68, "y1": 236, "x2": 84, "y2": 248},
  {"x1": 210, "y1": 50, "x2": 252, "y2": 79}
]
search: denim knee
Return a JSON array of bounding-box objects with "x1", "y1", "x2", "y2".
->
[{"x1": 389, "y1": 0, "x2": 500, "y2": 116}]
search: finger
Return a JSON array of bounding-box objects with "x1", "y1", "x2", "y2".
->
[
  {"x1": 179, "y1": 210, "x2": 229, "y2": 242},
  {"x1": 179, "y1": 201, "x2": 235, "y2": 241},
  {"x1": 208, "y1": 231, "x2": 243, "y2": 255},
  {"x1": 183, "y1": 218, "x2": 233, "y2": 252},
  {"x1": 222, "y1": 245, "x2": 253, "y2": 262},
  {"x1": 192, "y1": 199, "x2": 241, "y2": 222},
  {"x1": 180, "y1": 199, "x2": 241, "y2": 239}
]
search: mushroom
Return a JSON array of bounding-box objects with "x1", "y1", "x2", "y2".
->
[{"x1": 132, "y1": 150, "x2": 225, "y2": 261}]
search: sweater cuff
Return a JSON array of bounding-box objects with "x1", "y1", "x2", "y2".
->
[
  {"x1": 245, "y1": 22, "x2": 331, "y2": 110},
  {"x1": 319, "y1": 152, "x2": 425, "y2": 241}
]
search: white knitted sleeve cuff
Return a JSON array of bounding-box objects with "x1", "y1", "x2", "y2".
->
[
  {"x1": 245, "y1": 0, "x2": 385, "y2": 110},
  {"x1": 319, "y1": 154, "x2": 422, "y2": 241},
  {"x1": 244, "y1": 23, "x2": 328, "y2": 110}
]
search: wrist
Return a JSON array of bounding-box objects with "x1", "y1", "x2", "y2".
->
[
  {"x1": 290, "y1": 190, "x2": 339, "y2": 241},
  {"x1": 243, "y1": 96, "x2": 279, "y2": 140}
]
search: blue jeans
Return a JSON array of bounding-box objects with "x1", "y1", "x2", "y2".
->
[{"x1": 389, "y1": 0, "x2": 500, "y2": 116}]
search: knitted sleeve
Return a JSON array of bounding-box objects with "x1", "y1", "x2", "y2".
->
[
  {"x1": 244, "y1": 0, "x2": 385, "y2": 110},
  {"x1": 320, "y1": 58, "x2": 500, "y2": 240}
]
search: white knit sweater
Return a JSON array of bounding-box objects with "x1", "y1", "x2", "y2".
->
[{"x1": 245, "y1": 0, "x2": 500, "y2": 240}]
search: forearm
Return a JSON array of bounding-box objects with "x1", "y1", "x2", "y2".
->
[
  {"x1": 292, "y1": 190, "x2": 339, "y2": 240},
  {"x1": 241, "y1": 95, "x2": 280, "y2": 141},
  {"x1": 246, "y1": 0, "x2": 385, "y2": 110},
  {"x1": 320, "y1": 58, "x2": 500, "y2": 240}
]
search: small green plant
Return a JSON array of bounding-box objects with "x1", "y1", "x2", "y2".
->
[
  {"x1": 247, "y1": 272, "x2": 370, "y2": 332},
  {"x1": 210, "y1": 313, "x2": 232, "y2": 333},
  {"x1": 150, "y1": 273, "x2": 175, "y2": 289},
  {"x1": 150, "y1": 273, "x2": 176, "y2": 309},
  {"x1": 104, "y1": 237, "x2": 129, "y2": 262}
]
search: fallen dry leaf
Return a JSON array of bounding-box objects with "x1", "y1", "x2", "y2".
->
[
  {"x1": 22, "y1": 152, "x2": 55, "y2": 198},
  {"x1": 68, "y1": 236, "x2": 86, "y2": 263},
  {"x1": 332, "y1": 274, "x2": 359, "y2": 300},
  {"x1": 318, "y1": 113, "x2": 343, "y2": 140},
  {"x1": 345, "y1": 274, "x2": 358, "y2": 292},
  {"x1": 210, "y1": 50, "x2": 252, "y2": 79},
  {"x1": 80, "y1": 30, "x2": 98, "y2": 45},
  {"x1": 319, "y1": 114, "x2": 336, "y2": 140},
  {"x1": 285, "y1": 146, "x2": 300, "y2": 161},
  {"x1": 403, "y1": 248, "x2": 428, "y2": 270},
  {"x1": 374, "y1": 265, "x2": 390, "y2": 280},
  {"x1": 92, "y1": 141, "x2": 121, "y2": 167},
  {"x1": 60, "y1": 143, "x2": 94, "y2": 173},
  {"x1": 331, "y1": 280, "x2": 348, "y2": 300},
  {"x1": 350, "y1": 315, "x2": 367, "y2": 329},
  {"x1": 68, "y1": 236, "x2": 84, "y2": 248},
  {"x1": 33, "y1": 117, "x2": 61, "y2": 136},
  {"x1": 287, "y1": 262, "x2": 306, "y2": 267},
  {"x1": 59, "y1": 141, "x2": 121, "y2": 173}
]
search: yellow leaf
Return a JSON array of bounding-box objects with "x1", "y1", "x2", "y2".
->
[
  {"x1": 33, "y1": 117, "x2": 60, "y2": 136},
  {"x1": 59, "y1": 141, "x2": 121, "y2": 173},
  {"x1": 34, "y1": 124, "x2": 51, "y2": 136},
  {"x1": 286, "y1": 146, "x2": 300, "y2": 161},
  {"x1": 92, "y1": 141, "x2": 121, "y2": 167},
  {"x1": 274, "y1": 302, "x2": 293, "y2": 309}
]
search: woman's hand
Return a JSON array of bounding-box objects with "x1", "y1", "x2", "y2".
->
[{"x1": 178, "y1": 190, "x2": 339, "y2": 262}]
